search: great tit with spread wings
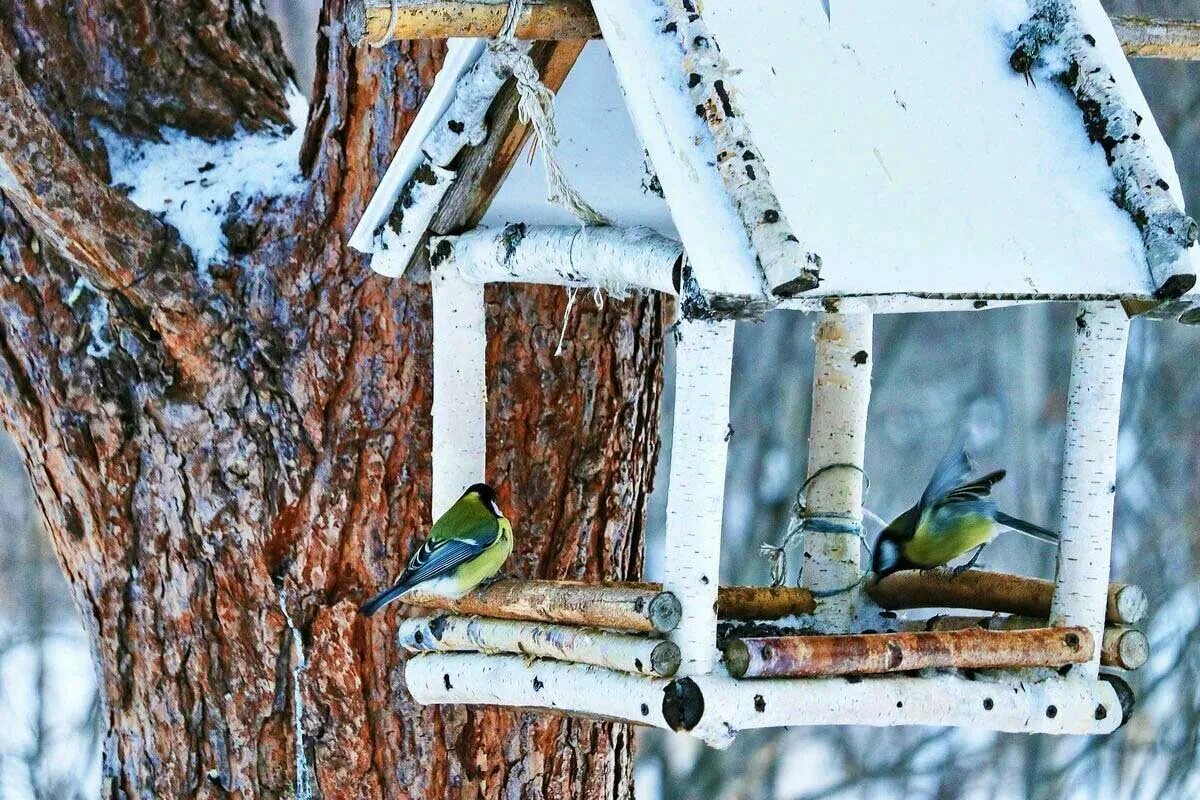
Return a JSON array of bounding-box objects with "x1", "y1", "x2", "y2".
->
[
  {"x1": 360, "y1": 483, "x2": 513, "y2": 616},
  {"x1": 872, "y1": 448, "x2": 1057, "y2": 579}
]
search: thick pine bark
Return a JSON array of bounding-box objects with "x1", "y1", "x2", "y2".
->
[{"x1": 0, "y1": 2, "x2": 661, "y2": 798}]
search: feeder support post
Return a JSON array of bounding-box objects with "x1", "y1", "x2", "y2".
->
[
  {"x1": 431, "y1": 267, "x2": 488, "y2": 520},
  {"x1": 798, "y1": 313, "x2": 873, "y2": 630},
  {"x1": 1051, "y1": 301, "x2": 1130, "y2": 677},
  {"x1": 664, "y1": 319, "x2": 737, "y2": 674}
]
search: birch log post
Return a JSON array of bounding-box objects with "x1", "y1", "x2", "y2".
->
[
  {"x1": 798, "y1": 314, "x2": 872, "y2": 630},
  {"x1": 407, "y1": 654, "x2": 1123, "y2": 748},
  {"x1": 906, "y1": 615, "x2": 1149, "y2": 671},
  {"x1": 663, "y1": 321, "x2": 737, "y2": 674},
  {"x1": 430, "y1": 267, "x2": 488, "y2": 518},
  {"x1": 1111, "y1": 15, "x2": 1200, "y2": 60},
  {"x1": 398, "y1": 615, "x2": 682, "y2": 676},
  {"x1": 721, "y1": 627, "x2": 1093, "y2": 679},
  {"x1": 868, "y1": 568, "x2": 1146, "y2": 625},
  {"x1": 429, "y1": 224, "x2": 681, "y2": 295},
  {"x1": 401, "y1": 579, "x2": 682, "y2": 633},
  {"x1": 1051, "y1": 301, "x2": 1131, "y2": 677}
]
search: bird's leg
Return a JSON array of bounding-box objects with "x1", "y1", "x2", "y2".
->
[
  {"x1": 478, "y1": 571, "x2": 511, "y2": 590},
  {"x1": 952, "y1": 545, "x2": 987, "y2": 576}
]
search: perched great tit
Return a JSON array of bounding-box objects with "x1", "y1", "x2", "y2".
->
[
  {"x1": 360, "y1": 483, "x2": 512, "y2": 617},
  {"x1": 872, "y1": 448, "x2": 1057, "y2": 579}
]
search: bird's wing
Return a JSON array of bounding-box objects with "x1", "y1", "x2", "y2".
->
[
  {"x1": 920, "y1": 447, "x2": 974, "y2": 509},
  {"x1": 397, "y1": 519, "x2": 500, "y2": 589},
  {"x1": 938, "y1": 470, "x2": 1007, "y2": 506}
]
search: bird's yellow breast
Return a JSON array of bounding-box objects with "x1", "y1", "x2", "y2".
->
[{"x1": 904, "y1": 513, "x2": 996, "y2": 568}]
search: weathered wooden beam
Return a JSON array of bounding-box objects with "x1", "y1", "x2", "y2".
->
[
  {"x1": 715, "y1": 585, "x2": 817, "y2": 620},
  {"x1": 348, "y1": 2, "x2": 1200, "y2": 62},
  {"x1": 402, "y1": 579, "x2": 684, "y2": 633},
  {"x1": 905, "y1": 615, "x2": 1149, "y2": 671},
  {"x1": 1112, "y1": 15, "x2": 1200, "y2": 60},
  {"x1": 722, "y1": 627, "x2": 1093, "y2": 678},
  {"x1": 867, "y1": 568, "x2": 1147, "y2": 626},
  {"x1": 398, "y1": 614, "x2": 682, "y2": 676}
]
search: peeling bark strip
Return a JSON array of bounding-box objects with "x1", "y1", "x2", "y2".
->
[
  {"x1": 798, "y1": 314, "x2": 872, "y2": 630},
  {"x1": 368, "y1": 45, "x2": 516, "y2": 273},
  {"x1": 1051, "y1": 301, "x2": 1130, "y2": 676},
  {"x1": 904, "y1": 615, "x2": 1149, "y2": 671},
  {"x1": 430, "y1": 224, "x2": 681, "y2": 295},
  {"x1": 401, "y1": 579, "x2": 683, "y2": 633},
  {"x1": 398, "y1": 614, "x2": 682, "y2": 676},
  {"x1": 1111, "y1": 15, "x2": 1200, "y2": 60},
  {"x1": 663, "y1": 321, "x2": 737, "y2": 674},
  {"x1": 411, "y1": 654, "x2": 1122, "y2": 747},
  {"x1": 715, "y1": 586, "x2": 817, "y2": 619},
  {"x1": 868, "y1": 568, "x2": 1147, "y2": 626},
  {"x1": 349, "y1": 0, "x2": 601, "y2": 45},
  {"x1": 659, "y1": 0, "x2": 820, "y2": 296},
  {"x1": 1010, "y1": 1, "x2": 1197, "y2": 298},
  {"x1": 721, "y1": 627, "x2": 1093, "y2": 679}
]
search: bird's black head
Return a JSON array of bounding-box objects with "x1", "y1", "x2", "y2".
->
[
  {"x1": 872, "y1": 529, "x2": 905, "y2": 579},
  {"x1": 463, "y1": 483, "x2": 502, "y2": 517}
]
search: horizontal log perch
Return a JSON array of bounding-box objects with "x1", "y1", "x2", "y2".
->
[
  {"x1": 715, "y1": 585, "x2": 817, "y2": 620},
  {"x1": 722, "y1": 627, "x2": 1093, "y2": 679},
  {"x1": 406, "y1": 653, "x2": 1124, "y2": 747},
  {"x1": 867, "y1": 568, "x2": 1147, "y2": 625},
  {"x1": 401, "y1": 579, "x2": 683, "y2": 633},
  {"x1": 1111, "y1": 15, "x2": 1200, "y2": 60},
  {"x1": 906, "y1": 614, "x2": 1149, "y2": 671},
  {"x1": 347, "y1": 1, "x2": 1200, "y2": 62},
  {"x1": 397, "y1": 614, "x2": 681, "y2": 676},
  {"x1": 429, "y1": 224, "x2": 681, "y2": 295}
]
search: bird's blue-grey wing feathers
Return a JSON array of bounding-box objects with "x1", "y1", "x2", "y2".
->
[
  {"x1": 398, "y1": 531, "x2": 498, "y2": 589},
  {"x1": 920, "y1": 447, "x2": 974, "y2": 509}
]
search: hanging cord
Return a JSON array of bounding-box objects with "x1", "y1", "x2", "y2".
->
[
  {"x1": 760, "y1": 463, "x2": 875, "y2": 596},
  {"x1": 373, "y1": 0, "x2": 402, "y2": 47},
  {"x1": 491, "y1": 0, "x2": 610, "y2": 226}
]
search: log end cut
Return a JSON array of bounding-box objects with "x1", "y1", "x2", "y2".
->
[{"x1": 662, "y1": 677, "x2": 705, "y2": 732}]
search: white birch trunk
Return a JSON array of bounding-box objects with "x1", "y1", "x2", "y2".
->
[
  {"x1": 778, "y1": 295, "x2": 1032, "y2": 316},
  {"x1": 431, "y1": 267, "x2": 488, "y2": 519},
  {"x1": 664, "y1": 320, "x2": 736, "y2": 674},
  {"x1": 798, "y1": 314, "x2": 872, "y2": 630},
  {"x1": 397, "y1": 615, "x2": 681, "y2": 676},
  {"x1": 1051, "y1": 301, "x2": 1130, "y2": 677},
  {"x1": 590, "y1": 0, "x2": 769, "y2": 310},
  {"x1": 429, "y1": 224, "x2": 681, "y2": 295},
  {"x1": 406, "y1": 654, "x2": 1123, "y2": 748}
]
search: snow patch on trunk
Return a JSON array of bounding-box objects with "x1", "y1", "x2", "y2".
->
[{"x1": 97, "y1": 86, "x2": 308, "y2": 276}]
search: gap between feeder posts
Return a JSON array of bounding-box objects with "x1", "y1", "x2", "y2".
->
[
  {"x1": 867, "y1": 568, "x2": 1147, "y2": 626},
  {"x1": 721, "y1": 627, "x2": 1094, "y2": 679}
]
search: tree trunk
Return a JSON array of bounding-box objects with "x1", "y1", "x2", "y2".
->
[{"x1": 0, "y1": 2, "x2": 662, "y2": 798}]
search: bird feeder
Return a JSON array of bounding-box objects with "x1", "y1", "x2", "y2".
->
[{"x1": 349, "y1": 0, "x2": 1197, "y2": 747}]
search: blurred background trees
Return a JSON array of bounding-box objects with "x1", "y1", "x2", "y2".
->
[{"x1": 2, "y1": 1, "x2": 1198, "y2": 797}]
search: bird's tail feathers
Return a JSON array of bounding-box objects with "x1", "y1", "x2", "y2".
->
[
  {"x1": 994, "y1": 511, "x2": 1058, "y2": 544},
  {"x1": 359, "y1": 581, "x2": 411, "y2": 617}
]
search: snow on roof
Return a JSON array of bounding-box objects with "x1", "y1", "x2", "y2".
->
[{"x1": 353, "y1": 0, "x2": 1198, "y2": 304}]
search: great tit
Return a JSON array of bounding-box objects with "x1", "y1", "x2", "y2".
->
[
  {"x1": 872, "y1": 448, "x2": 1057, "y2": 579},
  {"x1": 360, "y1": 483, "x2": 513, "y2": 616}
]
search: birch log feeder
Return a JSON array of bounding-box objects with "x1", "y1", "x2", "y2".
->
[
  {"x1": 906, "y1": 615, "x2": 1150, "y2": 671},
  {"x1": 398, "y1": 615, "x2": 682, "y2": 677},
  {"x1": 868, "y1": 568, "x2": 1147, "y2": 626},
  {"x1": 400, "y1": 579, "x2": 683, "y2": 633},
  {"x1": 721, "y1": 627, "x2": 1093, "y2": 679}
]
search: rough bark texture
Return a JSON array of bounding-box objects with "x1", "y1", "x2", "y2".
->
[{"x1": 0, "y1": 2, "x2": 662, "y2": 797}]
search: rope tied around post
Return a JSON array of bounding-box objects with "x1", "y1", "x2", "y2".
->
[{"x1": 761, "y1": 462, "x2": 873, "y2": 596}]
